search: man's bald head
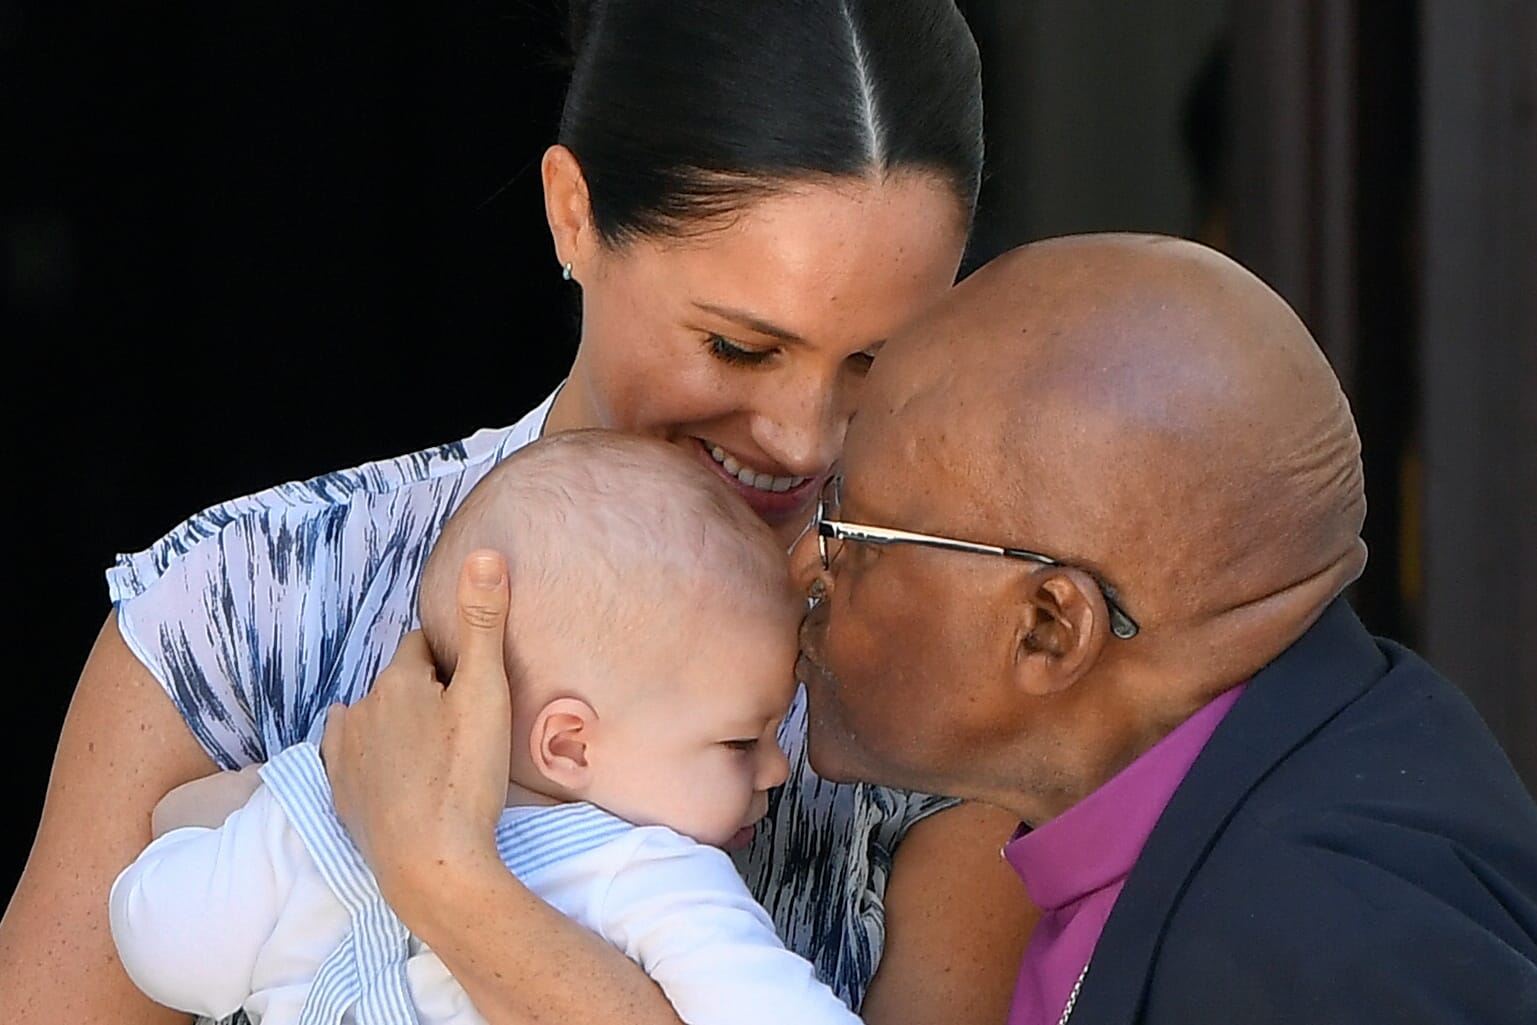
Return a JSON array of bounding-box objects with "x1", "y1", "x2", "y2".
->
[
  {"x1": 800, "y1": 234, "x2": 1371, "y2": 815},
  {"x1": 871, "y1": 234, "x2": 1364, "y2": 651}
]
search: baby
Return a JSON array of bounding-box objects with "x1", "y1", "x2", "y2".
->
[{"x1": 109, "y1": 430, "x2": 858, "y2": 1025}]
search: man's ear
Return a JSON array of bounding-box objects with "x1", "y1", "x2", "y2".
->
[
  {"x1": 530, "y1": 696, "x2": 599, "y2": 793},
  {"x1": 541, "y1": 144, "x2": 597, "y2": 279},
  {"x1": 1011, "y1": 567, "x2": 1110, "y2": 696}
]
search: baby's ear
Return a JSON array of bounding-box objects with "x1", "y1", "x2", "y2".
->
[{"x1": 530, "y1": 697, "x2": 597, "y2": 792}]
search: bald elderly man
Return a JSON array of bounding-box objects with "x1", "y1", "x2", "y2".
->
[
  {"x1": 320, "y1": 232, "x2": 1537, "y2": 1025},
  {"x1": 792, "y1": 234, "x2": 1537, "y2": 1023}
]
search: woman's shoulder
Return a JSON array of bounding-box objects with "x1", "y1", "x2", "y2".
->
[{"x1": 108, "y1": 389, "x2": 559, "y2": 603}]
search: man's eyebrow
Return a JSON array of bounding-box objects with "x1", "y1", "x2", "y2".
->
[{"x1": 692, "y1": 302, "x2": 805, "y2": 344}]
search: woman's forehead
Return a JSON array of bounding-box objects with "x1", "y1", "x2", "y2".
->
[{"x1": 626, "y1": 177, "x2": 965, "y2": 318}]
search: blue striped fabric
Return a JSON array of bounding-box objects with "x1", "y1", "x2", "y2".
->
[
  {"x1": 259, "y1": 743, "x2": 419, "y2": 1025},
  {"x1": 259, "y1": 745, "x2": 635, "y2": 1024},
  {"x1": 258, "y1": 746, "x2": 636, "y2": 1025},
  {"x1": 495, "y1": 803, "x2": 631, "y2": 878}
]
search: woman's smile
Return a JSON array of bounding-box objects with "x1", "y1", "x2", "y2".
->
[{"x1": 691, "y1": 437, "x2": 823, "y2": 523}]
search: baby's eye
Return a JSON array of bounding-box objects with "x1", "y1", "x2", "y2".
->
[{"x1": 722, "y1": 738, "x2": 759, "y2": 753}]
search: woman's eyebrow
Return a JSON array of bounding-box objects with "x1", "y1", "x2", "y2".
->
[{"x1": 692, "y1": 301, "x2": 805, "y2": 343}]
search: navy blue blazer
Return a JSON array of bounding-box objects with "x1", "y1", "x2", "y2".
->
[{"x1": 1068, "y1": 599, "x2": 1537, "y2": 1024}]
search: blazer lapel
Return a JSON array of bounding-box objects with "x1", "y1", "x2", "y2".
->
[{"x1": 1066, "y1": 598, "x2": 1389, "y2": 1023}]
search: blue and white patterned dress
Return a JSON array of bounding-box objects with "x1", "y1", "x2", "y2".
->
[{"x1": 108, "y1": 387, "x2": 957, "y2": 1017}]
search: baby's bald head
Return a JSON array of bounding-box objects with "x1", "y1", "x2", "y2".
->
[{"x1": 419, "y1": 430, "x2": 795, "y2": 705}]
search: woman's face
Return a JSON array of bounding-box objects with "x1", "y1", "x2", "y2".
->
[{"x1": 548, "y1": 167, "x2": 969, "y2": 542}]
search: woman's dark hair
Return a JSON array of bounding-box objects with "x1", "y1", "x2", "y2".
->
[{"x1": 560, "y1": 0, "x2": 984, "y2": 244}]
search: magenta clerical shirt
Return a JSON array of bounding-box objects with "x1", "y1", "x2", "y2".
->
[{"x1": 1002, "y1": 684, "x2": 1246, "y2": 1025}]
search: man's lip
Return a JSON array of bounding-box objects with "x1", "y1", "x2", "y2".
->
[{"x1": 688, "y1": 438, "x2": 822, "y2": 523}]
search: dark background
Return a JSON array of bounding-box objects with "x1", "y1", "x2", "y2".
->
[
  {"x1": 6, "y1": 1, "x2": 1534, "y2": 907},
  {"x1": 7, "y1": 1, "x2": 578, "y2": 900}
]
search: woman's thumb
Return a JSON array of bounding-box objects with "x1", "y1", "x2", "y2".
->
[{"x1": 450, "y1": 549, "x2": 510, "y2": 697}]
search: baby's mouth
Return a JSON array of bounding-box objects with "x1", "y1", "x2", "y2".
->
[{"x1": 722, "y1": 823, "x2": 758, "y2": 851}]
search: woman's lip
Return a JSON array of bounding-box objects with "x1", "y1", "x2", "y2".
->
[
  {"x1": 697, "y1": 437, "x2": 801, "y2": 483},
  {"x1": 688, "y1": 438, "x2": 822, "y2": 523}
]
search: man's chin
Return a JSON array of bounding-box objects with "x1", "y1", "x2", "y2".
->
[
  {"x1": 806, "y1": 749, "x2": 860, "y2": 784},
  {"x1": 803, "y1": 718, "x2": 867, "y2": 784},
  {"x1": 805, "y1": 716, "x2": 948, "y2": 796}
]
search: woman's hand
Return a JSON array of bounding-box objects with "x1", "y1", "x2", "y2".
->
[
  {"x1": 320, "y1": 550, "x2": 682, "y2": 1025},
  {"x1": 321, "y1": 549, "x2": 513, "y2": 918}
]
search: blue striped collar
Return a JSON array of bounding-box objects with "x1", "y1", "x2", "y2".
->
[{"x1": 494, "y1": 802, "x2": 633, "y2": 879}]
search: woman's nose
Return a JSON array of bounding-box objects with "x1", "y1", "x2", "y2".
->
[{"x1": 753, "y1": 369, "x2": 846, "y2": 477}]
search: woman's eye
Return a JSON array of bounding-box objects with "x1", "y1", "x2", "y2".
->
[
  {"x1": 709, "y1": 335, "x2": 774, "y2": 366},
  {"x1": 722, "y1": 739, "x2": 758, "y2": 753}
]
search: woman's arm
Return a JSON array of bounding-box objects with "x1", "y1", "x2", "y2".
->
[
  {"x1": 861, "y1": 801, "x2": 1038, "y2": 1025},
  {"x1": 322, "y1": 551, "x2": 687, "y2": 1025},
  {"x1": 0, "y1": 613, "x2": 218, "y2": 1024},
  {"x1": 392, "y1": 856, "x2": 689, "y2": 1025}
]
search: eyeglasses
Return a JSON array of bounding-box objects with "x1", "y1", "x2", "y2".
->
[{"x1": 812, "y1": 476, "x2": 1141, "y2": 640}]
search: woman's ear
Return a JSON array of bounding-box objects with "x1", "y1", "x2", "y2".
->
[
  {"x1": 541, "y1": 144, "x2": 597, "y2": 278},
  {"x1": 530, "y1": 696, "x2": 599, "y2": 793},
  {"x1": 1011, "y1": 567, "x2": 1110, "y2": 696}
]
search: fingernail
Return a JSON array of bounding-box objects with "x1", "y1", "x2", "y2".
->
[{"x1": 468, "y1": 553, "x2": 506, "y2": 590}]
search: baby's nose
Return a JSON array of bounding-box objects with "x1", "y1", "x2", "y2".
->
[{"x1": 759, "y1": 742, "x2": 791, "y2": 789}]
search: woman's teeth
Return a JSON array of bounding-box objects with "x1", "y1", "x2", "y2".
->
[{"x1": 708, "y1": 445, "x2": 809, "y2": 493}]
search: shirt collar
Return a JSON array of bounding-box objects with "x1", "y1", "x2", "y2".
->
[{"x1": 1004, "y1": 684, "x2": 1247, "y2": 911}]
